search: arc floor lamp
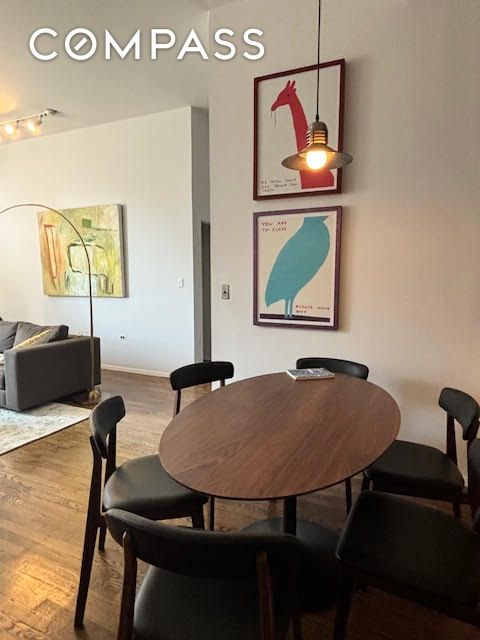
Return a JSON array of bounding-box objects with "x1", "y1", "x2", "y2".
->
[{"x1": 0, "y1": 203, "x2": 101, "y2": 403}]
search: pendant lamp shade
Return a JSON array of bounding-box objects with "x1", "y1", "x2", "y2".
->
[
  {"x1": 281, "y1": 0, "x2": 353, "y2": 173},
  {"x1": 281, "y1": 120, "x2": 353, "y2": 171}
]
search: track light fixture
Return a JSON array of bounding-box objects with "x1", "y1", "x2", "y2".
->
[{"x1": 0, "y1": 109, "x2": 57, "y2": 143}]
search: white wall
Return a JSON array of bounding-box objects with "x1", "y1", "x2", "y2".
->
[
  {"x1": 209, "y1": 0, "x2": 480, "y2": 465},
  {"x1": 0, "y1": 108, "x2": 200, "y2": 375}
]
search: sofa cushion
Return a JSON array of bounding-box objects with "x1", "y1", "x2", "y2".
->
[
  {"x1": 0, "y1": 321, "x2": 19, "y2": 353},
  {"x1": 13, "y1": 322, "x2": 68, "y2": 348},
  {"x1": 0, "y1": 365, "x2": 4, "y2": 390}
]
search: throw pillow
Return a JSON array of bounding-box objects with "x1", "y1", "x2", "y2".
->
[
  {"x1": 13, "y1": 322, "x2": 68, "y2": 347},
  {"x1": 13, "y1": 329, "x2": 56, "y2": 350},
  {"x1": 0, "y1": 321, "x2": 19, "y2": 353}
]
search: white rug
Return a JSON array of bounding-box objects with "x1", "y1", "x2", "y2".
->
[{"x1": 0, "y1": 403, "x2": 91, "y2": 455}]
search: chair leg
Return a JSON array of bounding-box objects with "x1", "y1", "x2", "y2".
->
[
  {"x1": 74, "y1": 515, "x2": 100, "y2": 627},
  {"x1": 98, "y1": 518, "x2": 107, "y2": 551},
  {"x1": 361, "y1": 476, "x2": 370, "y2": 492},
  {"x1": 291, "y1": 611, "x2": 303, "y2": 640},
  {"x1": 333, "y1": 568, "x2": 357, "y2": 640},
  {"x1": 453, "y1": 501, "x2": 461, "y2": 519},
  {"x1": 345, "y1": 479, "x2": 352, "y2": 515},
  {"x1": 209, "y1": 497, "x2": 215, "y2": 531},
  {"x1": 191, "y1": 505, "x2": 205, "y2": 529}
]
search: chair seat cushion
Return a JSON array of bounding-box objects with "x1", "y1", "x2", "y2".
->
[
  {"x1": 103, "y1": 455, "x2": 208, "y2": 516},
  {"x1": 337, "y1": 491, "x2": 480, "y2": 606},
  {"x1": 133, "y1": 564, "x2": 292, "y2": 640},
  {"x1": 364, "y1": 440, "x2": 464, "y2": 494}
]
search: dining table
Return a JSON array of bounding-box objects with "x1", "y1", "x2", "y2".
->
[{"x1": 159, "y1": 371, "x2": 401, "y2": 609}]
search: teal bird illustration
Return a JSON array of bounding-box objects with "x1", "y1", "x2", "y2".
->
[{"x1": 265, "y1": 216, "x2": 330, "y2": 318}]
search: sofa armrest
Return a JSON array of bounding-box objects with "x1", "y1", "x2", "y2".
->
[{"x1": 4, "y1": 336, "x2": 101, "y2": 411}]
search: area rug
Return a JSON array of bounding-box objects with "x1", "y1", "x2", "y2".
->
[{"x1": 0, "y1": 403, "x2": 91, "y2": 455}]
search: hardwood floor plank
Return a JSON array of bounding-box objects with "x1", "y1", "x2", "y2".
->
[{"x1": 0, "y1": 370, "x2": 477, "y2": 639}]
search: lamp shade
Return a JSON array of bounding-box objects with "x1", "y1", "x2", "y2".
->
[{"x1": 281, "y1": 120, "x2": 353, "y2": 172}]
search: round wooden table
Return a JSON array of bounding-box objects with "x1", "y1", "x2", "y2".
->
[
  {"x1": 160, "y1": 372, "x2": 400, "y2": 506},
  {"x1": 160, "y1": 372, "x2": 400, "y2": 611}
]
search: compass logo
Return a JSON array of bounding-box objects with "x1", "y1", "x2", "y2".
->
[{"x1": 29, "y1": 27, "x2": 265, "y2": 61}]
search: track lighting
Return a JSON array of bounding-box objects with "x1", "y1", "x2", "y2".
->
[{"x1": 0, "y1": 109, "x2": 57, "y2": 143}]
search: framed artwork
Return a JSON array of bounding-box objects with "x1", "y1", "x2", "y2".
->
[
  {"x1": 37, "y1": 203, "x2": 126, "y2": 297},
  {"x1": 254, "y1": 206, "x2": 342, "y2": 330},
  {"x1": 254, "y1": 59, "x2": 345, "y2": 200}
]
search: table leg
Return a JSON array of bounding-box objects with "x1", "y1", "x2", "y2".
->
[{"x1": 283, "y1": 496, "x2": 297, "y2": 535}]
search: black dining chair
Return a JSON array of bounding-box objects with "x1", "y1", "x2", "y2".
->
[
  {"x1": 105, "y1": 507, "x2": 303, "y2": 640},
  {"x1": 170, "y1": 360, "x2": 234, "y2": 530},
  {"x1": 296, "y1": 357, "x2": 370, "y2": 515},
  {"x1": 363, "y1": 387, "x2": 480, "y2": 518},
  {"x1": 75, "y1": 395, "x2": 208, "y2": 628},
  {"x1": 333, "y1": 439, "x2": 480, "y2": 639}
]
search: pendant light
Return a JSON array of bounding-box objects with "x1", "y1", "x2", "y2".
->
[{"x1": 281, "y1": 0, "x2": 353, "y2": 172}]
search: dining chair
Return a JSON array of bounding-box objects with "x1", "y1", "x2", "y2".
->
[
  {"x1": 296, "y1": 357, "x2": 370, "y2": 515},
  {"x1": 170, "y1": 360, "x2": 234, "y2": 530},
  {"x1": 75, "y1": 395, "x2": 208, "y2": 628},
  {"x1": 333, "y1": 439, "x2": 480, "y2": 639},
  {"x1": 105, "y1": 507, "x2": 303, "y2": 640},
  {"x1": 362, "y1": 387, "x2": 480, "y2": 518}
]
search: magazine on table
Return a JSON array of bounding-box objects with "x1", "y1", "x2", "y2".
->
[{"x1": 286, "y1": 368, "x2": 335, "y2": 381}]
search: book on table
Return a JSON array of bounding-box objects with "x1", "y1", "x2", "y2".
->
[{"x1": 286, "y1": 368, "x2": 335, "y2": 381}]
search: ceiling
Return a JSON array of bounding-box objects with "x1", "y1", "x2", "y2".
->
[{"x1": 0, "y1": 0, "x2": 238, "y2": 138}]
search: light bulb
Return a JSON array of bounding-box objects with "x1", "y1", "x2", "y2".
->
[
  {"x1": 306, "y1": 149, "x2": 328, "y2": 170},
  {"x1": 26, "y1": 120, "x2": 37, "y2": 133},
  {"x1": 4, "y1": 123, "x2": 16, "y2": 137}
]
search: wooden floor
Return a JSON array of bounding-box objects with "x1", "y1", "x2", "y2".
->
[{"x1": 0, "y1": 370, "x2": 478, "y2": 640}]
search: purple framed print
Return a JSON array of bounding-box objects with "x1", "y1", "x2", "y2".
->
[
  {"x1": 254, "y1": 206, "x2": 342, "y2": 330},
  {"x1": 254, "y1": 59, "x2": 346, "y2": 200}
]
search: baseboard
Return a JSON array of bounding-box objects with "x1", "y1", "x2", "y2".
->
[{"x1": 102, "y1": 364, "x2": 169, "y2": 378}]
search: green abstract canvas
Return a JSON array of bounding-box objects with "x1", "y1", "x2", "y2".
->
[{"x1": 38, "y1": 204, "x2": 125, "y2": 297}]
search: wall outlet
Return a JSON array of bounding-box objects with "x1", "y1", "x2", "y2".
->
[
  {"x1": 221, "y1": 284, "x2": 230, "y2": 300},
  {"x1": 177, "y1": 277, "x2": 184, "y2": 288},
  {"x1": 120, "y1": 335, "x2": 127, "y2": 341}
]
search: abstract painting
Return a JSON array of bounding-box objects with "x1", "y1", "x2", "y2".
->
[
  {"x1": 254, "y1": 207, "x2": 342, "y2": 330},
  {"x1": 254, "y1": 59, "x2": 345, "y2": 199},
  {"x1": 38, "y1": 204, "x2": 125, "y2": 297}
]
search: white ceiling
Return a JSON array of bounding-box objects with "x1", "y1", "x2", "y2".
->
[{"x1": 0, "y1": 0, "x2": 237, "y2": 138}]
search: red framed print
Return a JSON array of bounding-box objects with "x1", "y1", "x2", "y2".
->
[
  {"x1": 254, "y1": 206, "x2": 342, "y2": 330},
  {"x1": 254, "y1": 59, "x2": 346, "y2": 200}
]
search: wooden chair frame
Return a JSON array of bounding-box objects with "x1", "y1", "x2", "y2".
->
[{"x1": 74, "y1": 429, "x2": 205, "y2": 627}]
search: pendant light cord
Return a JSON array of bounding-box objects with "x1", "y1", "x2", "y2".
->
[{"x1": 315, "y1": 0, "x2": 322, "y2": 122}]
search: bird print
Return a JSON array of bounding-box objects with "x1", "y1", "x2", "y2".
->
[{"x1": 265, "y1": 216, "x2": 330, "y2": 318}]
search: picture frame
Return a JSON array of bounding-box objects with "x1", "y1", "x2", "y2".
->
[
  {"x1": 253, "y1": 59, "x2": 346, "y2": 200},
  {"x1": 38, "y1": 203, "x2": 126, "y2": 298},
  {"x1": 253, "y1": 206, "x2": 342, "y2": 330}
]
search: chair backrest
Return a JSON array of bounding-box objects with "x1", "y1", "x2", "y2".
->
[
  {"x1": 170, "y1": 361, "x2": 234, "y2": 416},
  {"x1": 468, "y1": 440, "x2": 480, "y2": 533},
  {"x1": 170, "y1": 361, "x2": 234, "y2": 391},
  {"x1": 106, "y1": 508, "x2": 301, "y2": 640},
  {"x1": 439, "y1": 388, "x2": 480, "y2": 442},
  {"x1": 296, "y1": 357, "x2": 369, "y2": 380},
  {"x1": 90, "y1": 395, "x2": 126, "y2": 459},
  {"x1": 106, "y1": 507, "x2": 300, "y2": 579}
]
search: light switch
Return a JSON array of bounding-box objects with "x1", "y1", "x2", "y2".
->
[{"x1": 177, "y1": 278, "x2": 184, "y2": 289}]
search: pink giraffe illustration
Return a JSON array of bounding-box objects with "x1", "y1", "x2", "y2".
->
[{"x1": 271, "y1": 80, "x2": 334, "y2": 189}]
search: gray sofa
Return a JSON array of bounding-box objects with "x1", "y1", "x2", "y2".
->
[{"x1": 0, "y1": 321, "x2": 101, "y2": 411}]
